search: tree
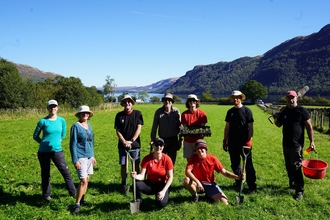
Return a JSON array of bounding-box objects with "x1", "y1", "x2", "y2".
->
[
  {"x1": 138, "y1": 91, "x2": 149, "y2": 102},
  {"x1": 172, "y1": 94, "x2": 182, "y2": 103},
  {"x1": 201, "y1": 90, "x2": 214, "y2": 102},
  {"x1": 103, "y1": 75, "x2": 116, "y2": 102},
  {"x1": 85, "y1": 86, "x2": 104, "y2": 107},
  {"x1": 150, "y1": 96, "x2": 160, "y2": 103},
  {"x1": 240, "y1": 80, "x2": 268, "y2": 103},
  {"x1": 0, "y1": 58, "x2": 25, "y2": 108},
  {"x1": 54, "y1": 76, "x2": 89, "y2": 108}
]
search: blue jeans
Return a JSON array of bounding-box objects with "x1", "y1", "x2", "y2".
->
[{"x1": 38, "y1": 151, "x2": 76, "y2": 198}]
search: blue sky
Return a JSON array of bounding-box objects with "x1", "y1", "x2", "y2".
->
[{"x1": 1, "y1": 1, "x2": 329, "y2": 87}]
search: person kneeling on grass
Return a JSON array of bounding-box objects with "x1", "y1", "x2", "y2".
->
[
  {"x1": 131, "y1": 138, "x2": 173, "y2": 209},
  {"x1": 183, "y1": 139, "x2": 243, "y2": 205}
]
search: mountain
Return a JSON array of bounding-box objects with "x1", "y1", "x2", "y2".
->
[
  {"x1": 165, "y1": 24, "x2": 330, "y2": 96},
  {"x1": 12, "y1": 62, "x2": 59, "y2": 82},
  {"x1": 115, "y1": 77, "x2": 179, "y2": 93},
  {"x1": 9, "y1": 24, "x2": 330, "y2": 96}
]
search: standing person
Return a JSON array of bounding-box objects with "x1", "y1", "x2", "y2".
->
[
  {"x1": 33, "y1": 100, "x2": 76, "y2": 201},
  {"x1": 181, "y1": 94, "x2": 208, "y2": 160},
  {"x1": 183, "y1": 139, "x2": 243, "y2": 205},
  {"x1": 223, "y1": 90, "x2": 257, "y2": 193},
  {"x1": 150, "y1": 93, "x2": 181, "y2": 165},
  {"x1": 70, "y1": 106, "x2": 97, "y2": 214},
  {"x1": 114, "y1": 94, "x2": 144, "y2": 193},
  {"x1": 274, "y1": 90, "x2": 315, "y2": 200},
  {"x1": 131, "y1": 138, "x2": 173, "y2": 209}
]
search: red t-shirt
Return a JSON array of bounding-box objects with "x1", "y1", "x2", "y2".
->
[
  {"x1": 141, "y1": 153, "x2": 174, "y2": 183},
  {"x1": 181, "y1": 109, "x2": 208, "y2": 143},
  {"x1": 186, "y1": 154, "x2": 224, "y2": 184}
]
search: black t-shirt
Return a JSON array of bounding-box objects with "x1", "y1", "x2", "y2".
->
[
  {"x1": 225, "y1": 106, "x2": 254, "y2": 145},
  {"x1": 278, "y1": 105, "x2": 310, "y2": 148},
  {"x1": 114, "y1": 110, "x2": 144, "y2": 149}
]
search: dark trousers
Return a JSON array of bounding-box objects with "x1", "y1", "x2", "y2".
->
[
  {"x1": 228, "y1": 145, "x2": 257, "y2": 190},
  {"x1": 37, "y1": 151, "x2": 76, "y2": 198},
  {"x1": 283, "y1": 146, "x2": 304, "y2": 193},
  {"x1": 161, "y1": 136, "x2": 179, "y2": 165},
  {"x1": 135, "y1": 180, "x2": 169, "y2": 208}
]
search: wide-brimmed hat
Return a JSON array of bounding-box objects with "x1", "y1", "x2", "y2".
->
[
  {"x1": 187, "y1": 94, "x2": 199, "y2": 101},
  {"x1": 47, "y1": 100, "x2": 58, "y2": 107},
  {"x1": 75, "y1": 105, "x2": 94, "y2": 118},
  {"x1": 230, "y1": 90, "x2": 246, "y2": 101},
  {"x1": 195, "y1": 139, "x2": 208, "y2": 151},
  {"x1": 120, "y1": 94, "x2": 136, "y2": 107},
  {"x1": 286, "y1": 91, "x2": 298, "y2": 97},
  {"x1": 161, "y1": 93, "x2": 174, "y2": 103}
]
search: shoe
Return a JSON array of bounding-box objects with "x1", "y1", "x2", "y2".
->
[
  {"x1": 122, "y1": 184, "x2": 130, "y2": 196},
  {"x1": 248, "y1": 189, "x2": 256, "y2": 194},
  {"x1": 71, "y1": 204, "x2": 80, "y2": 214},
  {"x1": 192, "y1": 193, "x2": 199, "y2": 202},
  {"x1": 286, "y1": 185, "x2": 295, "y2": 190},
  {"x1": 293, "y1": 192, "x2": 303, "y2": 201},
  {"x1": 43, "y1": 196, "x2": 52, "y2": 201}
]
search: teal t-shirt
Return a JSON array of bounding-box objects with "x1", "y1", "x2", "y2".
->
[{"x1": 33, "y1": 116, "x2": 66, "y2": 152}]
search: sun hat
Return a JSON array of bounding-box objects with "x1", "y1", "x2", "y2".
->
[
  {"x1": 120, "y1": 94, "x2": 136, "y2": 106},
  {"x1": 187, "y1": 94, "x2": 199, "y2": 101},
  {"x1": 161, "y1": 93, "x2": 174, "y2": 103},
  {"x1": 230, "y1": 90, "x2": 246, "y2": 100},
  {"x1": 153, "y1": 137, "x2": 165, "y2": 145},
  {"x1": 195, "y1": 139, "x2": 208, "y2": 151},
  {"x1": 47, "y1": 100, "x2": 58, "y2": 107},
  {"x1": 75, "y1": 105, "x2": 94, "y2": 118},
  {"x1": 286, "y1": 91, "x2": 298, "y2": 97}
]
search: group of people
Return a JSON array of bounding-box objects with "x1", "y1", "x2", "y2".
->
[{"x1": 32, "y1": 88, "x2": 315, "y2": 214}]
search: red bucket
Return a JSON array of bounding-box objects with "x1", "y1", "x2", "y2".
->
[{"x1": 302, "y1": 159, "x2": 328, "y2": 179}]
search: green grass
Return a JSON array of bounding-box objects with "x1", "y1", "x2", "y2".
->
[{"x1": 0, "y1": 104, "x2": 330, "y2": 219}]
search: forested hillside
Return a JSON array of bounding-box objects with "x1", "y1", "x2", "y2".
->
[{"x1": 166, "y1": 24, "x2": 330, "y2": 96}]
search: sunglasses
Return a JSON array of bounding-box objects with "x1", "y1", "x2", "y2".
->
[
  {"x1": 163, "y1": 99, "x2": 172, "y2": 102},
  {"x1": 154, "y1": 143, "x2": 164, "y2": 147},
  {"x1": 188, "y1": 99, "x2": 197, "y2": 102}
]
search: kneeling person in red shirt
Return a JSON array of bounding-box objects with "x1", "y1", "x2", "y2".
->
[
  {"x1": 131, "y1": 138, "x2": 173, "y2": 209},
  {"x1": 184, "y1": 139, "x2": 243, "y2": 205}
]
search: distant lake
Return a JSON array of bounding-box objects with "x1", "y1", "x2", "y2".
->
[{"x1": 114, "y1": 93, "x2": 330, "y2": 103}]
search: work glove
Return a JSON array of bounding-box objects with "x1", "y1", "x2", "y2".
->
[
  {"x1": 223, "y1": 139, "x2": 228, "y2": 152},
  {"x1": 245, "y1": 139, "x2": 252, "y2": 148}
]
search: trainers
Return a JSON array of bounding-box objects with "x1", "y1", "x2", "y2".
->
[
  {"x1": 71, "y1": 204, "x2": 80, "y2": 214},
  {"x1": 43, "y1": 196, "x2": 52, "y2": 201},
  {"x1": 293, "y1": 192, "x2": 303, "y2": 201},
  {"x1": 192, "y1": 193, "x2": 199, "y2": 202}
]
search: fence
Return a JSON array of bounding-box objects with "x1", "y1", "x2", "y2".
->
[
  {"x1": 259, "y1": 104, "x2": 330, "y2": 133},
  {"x1": 0, "y1": 103, "x2": 121, "y2": 120}
]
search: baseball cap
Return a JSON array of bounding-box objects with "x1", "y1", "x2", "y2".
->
[
  {"x1": 47, "y1": 100, "x2": 58, "y2": 106},
  {"x1": 153, "y1": 137, "x2": 165, "y2": 145},
  {"x1": 187, "y1": 94, "x2": 199, "y2": 101},
  {"x1": 286, "y1": 91, "x2": 298, "y2": 97}
]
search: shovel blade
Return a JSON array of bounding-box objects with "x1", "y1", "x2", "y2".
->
[
  {"x1": 236, "y1": 195, "x2": 244, "y2": 205},
  {"x1": 130, "y1": 200, "x2": 140, "y2": 214}
]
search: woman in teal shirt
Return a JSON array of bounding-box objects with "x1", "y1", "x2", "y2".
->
[{"x1": 33, "y1": 100, "x2": 76, "y2": 201}]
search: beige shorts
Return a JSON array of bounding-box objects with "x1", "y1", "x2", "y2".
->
[{"x1": 183, "y1": 142, "x2": 196, "y2": 159}]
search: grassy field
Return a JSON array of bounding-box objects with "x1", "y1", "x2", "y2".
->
[{"x1": 0, "y1": 104, "x2": 329, "y2": 220}]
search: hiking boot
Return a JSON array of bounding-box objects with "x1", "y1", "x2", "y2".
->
[
  {"x1": 192, "y1": 193, "x2": 199, "y2": 202},
  {"x1": 293, "y1": 192, "x2": 303, "y2": 201},
  {"x1": 71, "y1": 204, "x2": 80, "y2": 214}
]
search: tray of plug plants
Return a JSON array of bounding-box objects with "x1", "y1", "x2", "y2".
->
[{"x1": 180, "y1": 126, "x2": 212, "y2": 137}]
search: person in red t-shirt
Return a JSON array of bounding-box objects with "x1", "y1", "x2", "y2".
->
[
  {"x1": 181, "y1": 94, "x2": 208, "y2": 160},
  {"x1": 183, "y1": 139, "x2": 243, "y2": 205},
  {"x1": 131, "y1": 138, "x2": 173, "y2": 209}
]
